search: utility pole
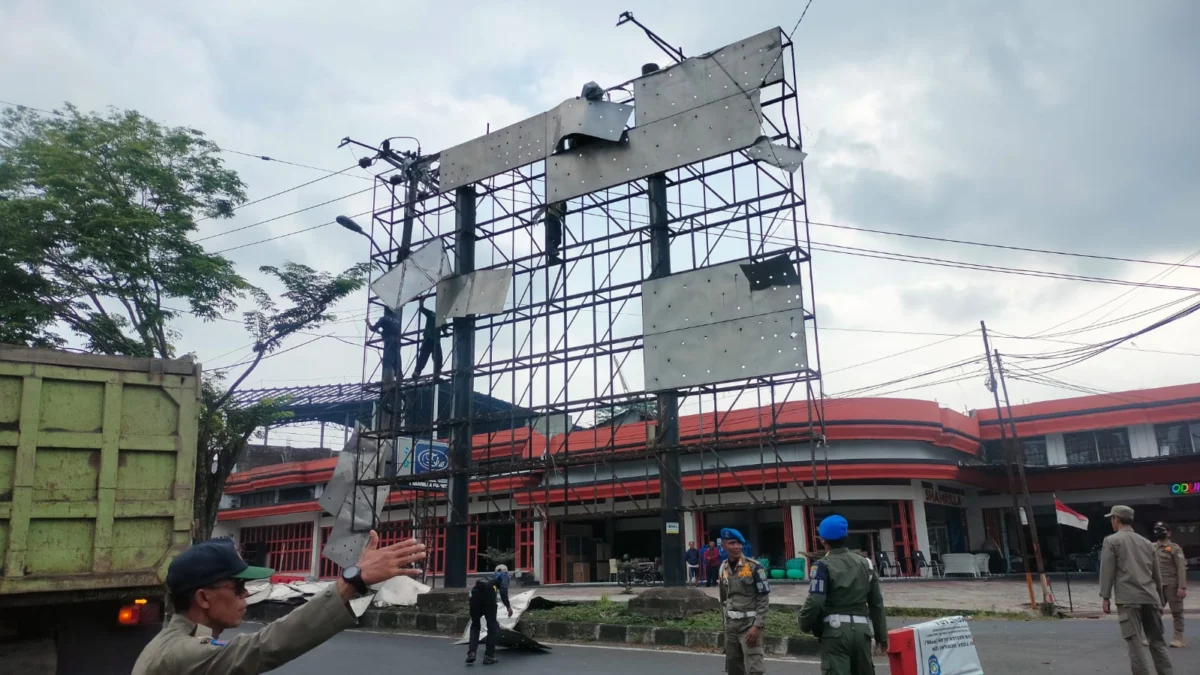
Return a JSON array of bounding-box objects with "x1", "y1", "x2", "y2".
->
[
  {"x1": 994, "y1": 348, "x2": 1054, "y2": 613},
  {"x1": 980, "y1": 321, "x2": 1040, "y2": 612},
  {"x1": 644, "y1": 62, "x2": 685, "y2": 589},
  {"x1": 443, "y1": 184, "x2": 476, "y2": 588}
]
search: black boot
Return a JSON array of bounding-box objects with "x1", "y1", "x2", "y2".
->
[
  {"x1": 466, "y1": 652, "x2": 476, "y2": 665},
  {"x1": 483, "y1": 655, "x2": 498, "y2": 665}
]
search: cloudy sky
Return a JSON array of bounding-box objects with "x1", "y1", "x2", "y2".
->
[{"x1": 4, "y1": 1, "x2": 1199, "y2": 447}]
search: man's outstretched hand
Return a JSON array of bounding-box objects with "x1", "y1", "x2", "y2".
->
[
  {"x1": 360, "y1": 531, "x2": 427, "y2": 585},
  {"x1": 337, "y1": 531, "x2": 427, "y2": 601}
]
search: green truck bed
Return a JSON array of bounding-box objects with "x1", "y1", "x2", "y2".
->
[{"x1": 0, "y1": 346, "x2": 200, "y2": 604}]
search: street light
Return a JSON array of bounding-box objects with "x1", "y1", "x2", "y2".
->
[{"x1": 337, "y1": 214, "x2": 386, "y2": 264}]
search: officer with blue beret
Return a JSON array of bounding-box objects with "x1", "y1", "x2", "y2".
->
[
  {"x1": 719, "y1": 527, "x2": 770, "y2": 675},
  {"x1": 798, "y1": 515, "x2": 888, "y2": 674}
]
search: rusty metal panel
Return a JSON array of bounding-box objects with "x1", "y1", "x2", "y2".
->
[{"x1": 0, "y1": 349, "x2": 200, "y2": 601}]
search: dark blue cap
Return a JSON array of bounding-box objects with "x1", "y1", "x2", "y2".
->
[
  {"x1": 720, "y1": 528, "x2": 746, "y2": 545},
  {"x1": 166, "y1": 538, "x2": 274, "y2": 593},
  {"x1": 818, "y1": 515, "x2": 849, "y2": 540}
]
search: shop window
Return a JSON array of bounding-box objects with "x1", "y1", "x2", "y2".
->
[
  {"x1": 240, "y1": 522, "x2": 313, "y2": 574},
  {"x1": 982, "y1": 437, "x2": 1046, "y2": 466},
  {"x1": 1021, "y1": 437, "x2": 1048, "y2": 466},
  {"x1": 1155, "y1": 422, "x2": 1200, "y2": 456},
  {"x1": 278, "y1": 486, "x2": 316, "y2": 503},
  {"x1": 238, "y1": 490, "x2": 276, "y2": 508},
  {"x1": 1065, "y1": 429, "x2": 1131, "y2": 465}
]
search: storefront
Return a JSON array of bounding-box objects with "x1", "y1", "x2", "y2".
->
[{"x1": 922, "y1": 485, "x2": 970, "y2": 557}]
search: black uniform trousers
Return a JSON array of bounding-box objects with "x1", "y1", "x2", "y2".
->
[{"x1": 468, "y1": 583, "x2": 501, "y2": 658}]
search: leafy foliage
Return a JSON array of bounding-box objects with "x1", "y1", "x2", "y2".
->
[{"x1": 0, "y1": 104, "x2": 248, "y2": 356}]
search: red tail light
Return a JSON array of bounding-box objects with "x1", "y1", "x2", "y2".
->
[{"x1": 117, "y1": 606, "x2": 140, "y2": 625}]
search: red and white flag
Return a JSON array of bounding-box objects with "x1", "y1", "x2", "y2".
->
[{"x1": 1055, "y1": 499, "x2": 1089, "y2": 531}]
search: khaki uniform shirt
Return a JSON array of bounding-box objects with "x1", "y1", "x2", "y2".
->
[
  {"x1": 719, "y1": 557, "x2": 771, "y2": 629},
  {"x1": 1153, "y1": 539, "x2": 1188, "y2": 589},
  {"x1": 1100, "y1": 527, "x2": 1162, "y2": 607},
  {"x1": 132, "y1": 585, "x2": 357, "y2": 675}
]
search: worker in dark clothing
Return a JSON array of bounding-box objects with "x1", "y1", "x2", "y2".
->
[
  {"x1": 367, "y1": 309, "x2": 402, "y2": 379},
  {"x1": 799, "y1": 515, "x2": 888, "y2": 675},
  {"x1": 467, "y1": 565, "x2": 513, "y2": 665},
  {"x1": 413, "y1": 301, "x2": 444, "y2": 378}
]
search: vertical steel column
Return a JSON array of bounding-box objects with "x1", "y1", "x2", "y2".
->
[
  {"x1": 444, "y1": 184, "x2": 476, "y2": 588},
  {"x1": 644, "y1": 61, "x2": 684, "y2": 588}
]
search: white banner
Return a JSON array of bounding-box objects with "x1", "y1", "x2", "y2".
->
[{"x1": 911, "y1": 616, "x2": 984, "y2": 675}]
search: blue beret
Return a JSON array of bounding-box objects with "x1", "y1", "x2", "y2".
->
[
  {"x1": 720, "y1": 528, "x2": 746, "y2": 544},
  {"x1": 818, "y1": 515, "x2": 849, "y2": 540}
]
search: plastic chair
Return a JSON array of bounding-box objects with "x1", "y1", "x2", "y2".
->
[
  {"x1": 913, "y1": 550, "x2": 942, "y2": 577},
  {"x1": 608, "y1": 558, "x2": 619, "y2": 582},
  {"x1": 875, "y1": 551, "x2": 897, "y2": 578}
]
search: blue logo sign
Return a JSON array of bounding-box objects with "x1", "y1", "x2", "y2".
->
[
  {"x1": 414, "y1": 440, "x2": 449, "y2": 474},
  {"x1": 928, "y1": 655, "x2": 941, "y2": 675}
]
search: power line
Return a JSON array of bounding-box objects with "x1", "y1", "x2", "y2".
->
[
  {"x1": 195, "y1": 189, "x2": 373, "y2": 242},
  {"x1": 196, "y1": 165, "x2": 362, "y2": 224},
  {"x1": 216, "y1": 148, "x2": 372, "y2": 180}
]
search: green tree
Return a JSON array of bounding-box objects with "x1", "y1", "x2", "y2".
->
[
  {"x1": 1, "y1": 103, "x2": 370, "y2": 539},
  {"x1": 194, "y1": 262, "x2": 369, "y2": 539},
  {"x1": 0, "y1": 104, "x2": 248, "y2": 355}
]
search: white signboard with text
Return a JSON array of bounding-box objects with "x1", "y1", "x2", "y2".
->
[{"x1": 910, "y1": 616, "x2": 983, "y2": 675}]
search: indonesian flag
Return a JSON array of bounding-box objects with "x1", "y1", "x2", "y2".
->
[{"x1": 1055, "y1": 499, "x2": 1089, "y2": 531}]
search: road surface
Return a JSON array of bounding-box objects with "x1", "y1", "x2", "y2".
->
[{"x1": 236, "y1": 618, "x2": 1197, "y2": 674}]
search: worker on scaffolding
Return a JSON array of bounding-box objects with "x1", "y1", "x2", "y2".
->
[
  {"x1": 466, "y1": 565, "x2": 513, "y2": 665},
  {"x1": 367, "y1": 308, "x2": 402, "y2": 380},
  {"x1": 413, "y1": 299, "x2": 444, "y2": 379}
]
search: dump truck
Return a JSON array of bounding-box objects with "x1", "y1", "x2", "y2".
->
[{"x1": 0, "y1": 346, "x2": 200, "y2": 674}]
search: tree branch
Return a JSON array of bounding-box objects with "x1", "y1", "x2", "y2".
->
[{"x1": 212, "y1": 348, "x2": 265, "y2": 410}]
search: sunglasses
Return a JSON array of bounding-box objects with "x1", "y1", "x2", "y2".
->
[{"x1": 205, "y1": 579, "x2": 248, "y2": 596}]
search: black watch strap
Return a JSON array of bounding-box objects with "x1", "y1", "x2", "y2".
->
[{"x1": 343, "y1": 565, "x2": 369, "y2": 595}]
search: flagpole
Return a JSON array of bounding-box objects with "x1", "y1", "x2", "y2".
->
[{"x1": 1054, "y1": 494, "x2": 1074, "y2": 613}]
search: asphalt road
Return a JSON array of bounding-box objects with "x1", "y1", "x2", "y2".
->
[{"x1": 236, "y1": 618, "x2": 1197, "y2": 674}]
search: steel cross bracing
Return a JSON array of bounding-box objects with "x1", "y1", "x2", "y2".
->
[{"x1": 346, "y1": 29, "x2": 830, "y2": 578}]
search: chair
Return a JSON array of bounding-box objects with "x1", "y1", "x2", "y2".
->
[
  {"x1": 973, "y1": 552, "x2": 991, "y2": 577},
  {"x1": 913, "y1": 550, "x2": 942, "y2": 577},
  {"x1": 608, "y1": 558, "x2": 619, "y2": 582},
  {"x1": 875, "y1": 551, "x2": 897, "y2": 578},
  {"x1": 941, "y1": 553, "x2": 980, "y2": 577}
]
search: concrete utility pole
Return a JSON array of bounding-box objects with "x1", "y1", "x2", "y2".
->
[
  {"x1": 980, "y1": 321, "x2": 1051, "y2": 614},
  {"x1": 444, "y1": 184, "x2": 476, "y2": 588},
  {"x1": 644, "y1": 62, "x2": 685, "y2": 589}
]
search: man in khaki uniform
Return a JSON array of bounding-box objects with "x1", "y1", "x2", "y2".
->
[
  {"x1": 719, "y1": 527, "x2": 770, "y2": 675},
  {"x1": 1100, "y1": 505, "x2": 1173, "y2": 675},
  {"x1": 1153, "y1": 522, "x2": 1188, "y2": 648},
  {"x1": 132, "y1": 532, "x2": 425, "y2": 675}
]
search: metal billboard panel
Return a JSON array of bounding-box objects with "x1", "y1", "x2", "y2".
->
[
  {"x1": 370, "y1": 239, "x2": 452, "y2": 310},
  {"x1": 634, "y1": 27, "x2": 785, "y2": 126},
  {"x1": 641, "y1": 257, "x2": 808, "y2": 391},
  {"x1": 642, "y1": 257, "x2": 804, "y2": 335},
  {"x1": 643, "y1": 309, "x2": 808, "y2": 391},
  {"x1": 438, "y1": 100, "x2": 632, "y2": 192},
  {"x1": 547, "y1": 93, "x2": 762, "y2": 202},
  {"x1": 435, "y1": 268, "x2": 513, "y2": 325}
]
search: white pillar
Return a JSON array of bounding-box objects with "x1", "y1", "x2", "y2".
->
[
  {"x1": 532, "y1": 520, "x2": 544, "y2": 583},
  {"x1": 965, "y1": 489, "x2": 986, "y2": 551},
  {"x1": 683, "y1": 510, "x2": 697, "y2": 547},
  {"x1": 789, "y1": 505, "x2": 807, "y2": 556},
  {"x1": 309, "y1": 513, "x2": 322, "y2": 579}
]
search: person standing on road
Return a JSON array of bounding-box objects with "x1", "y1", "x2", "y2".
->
[
  {"x1": 686, "y1": 541, "x2": 701, "y2": 586},
  {"x1": 798, "y1": 515, "x2": 887, "y2": 675},
  {"x1": 467, "y1": 564, "x2": 514, "y2": 665},
  {"x1": 1153, "y1": 522, "x2": 1188, "y2": 648},
  {"x1": 133, "y1": 533, "x2": 425, "y2": 675},
  {"x1": 1100, "y1": 505, "x2": 1174, "y2": 675},
  {"x1": 719, "y1": 528, "x2": 770, "y2": 675},
  {"x1": 704, "y1": 540, "x2": 721, "y2": 587}
]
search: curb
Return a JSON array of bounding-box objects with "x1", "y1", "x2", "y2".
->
[{"x1": 244, "y1": 603, "x2": 820, "y2": 656}]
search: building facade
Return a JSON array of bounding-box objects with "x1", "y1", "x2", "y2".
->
[{"x1": 215, "y1": 382, "x2": 1200, "y2": 583}]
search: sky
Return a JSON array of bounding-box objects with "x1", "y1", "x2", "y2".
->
[{"x1": 3, "y1": 0, "x2": 1199, "y2": 448}]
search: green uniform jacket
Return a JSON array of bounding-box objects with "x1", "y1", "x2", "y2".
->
[
  {"x1": 798, "y1": 548, "x2": 888, "y2": 647},
  {"x1": 719, "y1": 556, "x2": 771, "y2": 629},
  {"x1": 131, "y1": 585, "x2": 357, "y2": 675}
]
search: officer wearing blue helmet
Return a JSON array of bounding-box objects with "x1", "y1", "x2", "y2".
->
[
  {"x1": 718, "y1": 527, "x2": 770, "y2": 675},
  {"x1": 798, "y1": 515, "x2": 888, "y2": 674}
]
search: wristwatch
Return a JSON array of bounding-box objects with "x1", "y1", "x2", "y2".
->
[{"x1": 341, "y1": 565, "x2": 369, "y2": 596}]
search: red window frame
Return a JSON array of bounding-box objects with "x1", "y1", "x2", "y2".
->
[{"x1": 240, "y1": 522, "x2": 314, "y2": 575}]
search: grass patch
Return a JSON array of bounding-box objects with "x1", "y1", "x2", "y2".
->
[{"x1": 523, "y1": 597, "x2": 1038, "y2": 635}]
